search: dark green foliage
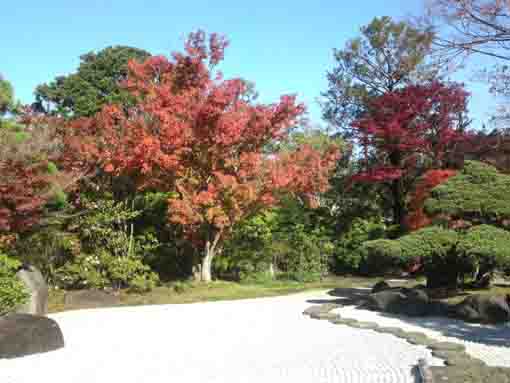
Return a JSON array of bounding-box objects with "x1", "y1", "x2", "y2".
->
[
  {"x1": 277, "y1": 224, "x2": 332, "y2": 282},
  {"x1": 35, "y1": 46, "x2": 151, "y2": 118},
  {"x1": 133, "y1": 191, "x2": 194, "y2": 281},
  {"x1": 216, "y1": 212, "x2": 275, "y2": 283},
  {"x1": 458, "y1": 225, "x2": 510, "y2": 274},
  {"x1": 215, "y1": 197, "x2": 334, "y2": 283},
  {"x1": 13, "y1": 228, "x2": 78, "y2": 286},
  {"x1": 361, "y1": 224, "x2": 510, "y2": 287},
  {"x1": 425, "y1": 161, "x2": 510, "y2": 225},
  {"x1": 398, "y1": 226, "x2": 459, "y2": 260},
  {"x1": 333, "y1": 218, "x2": 387, "y2": 273},
  {"x1": 20, "y1": 198, "x2": 160, "y2": 291},
  {"x1": 0, "y1": 252, "x2": 29, "y2": 315},
  {"x1": 358, "y1": 239, "x2": 405, "y2": 275}
]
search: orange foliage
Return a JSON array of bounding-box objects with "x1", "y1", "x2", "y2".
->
[{"x1": 66, "y1": 31, "x2": 340, "y2": 246}]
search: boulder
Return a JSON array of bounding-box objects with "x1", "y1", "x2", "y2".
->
[
  {"x1": 15, "y1": 265, "x2": 48, "y2": 316},
  {"x1": 365, "y1": 287, "x2": 430, "y2": 317},
  {"x1": 0, "y1": 314, "x2": 64, "y2": 359},
  {"x1": 64, "y1": 289, "x2": 121, "y2": 309},
  {"x1": 452, "y1": 294, "x2": 510, "y2": 324},
  {"x1": 371, "y1": 281, "x2": 391, "y2": 294}
]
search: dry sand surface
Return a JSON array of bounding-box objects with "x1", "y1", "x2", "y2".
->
[{"x1": 1, "y1": 290, "x2": 486, "y2": 383}]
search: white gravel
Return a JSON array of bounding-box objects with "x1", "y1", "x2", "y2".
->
[
  {"x1": 335, "y1": 301, "x2": 510, "y2": 367},
  {"x1": 0, "y1": 291, "x2": 444, "y2": 383}
]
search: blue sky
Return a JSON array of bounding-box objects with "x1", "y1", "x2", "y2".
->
[{"x1": 2, "y1": 0, "x2": 496, "y2": 127}]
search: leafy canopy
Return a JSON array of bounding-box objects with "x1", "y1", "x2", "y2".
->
[
  {"x1": 35, "y1": 46, "x2": 151, "y2": 118},
  {"x1": 425, "y1": 161, "x2": 510, "y2": 225},
  {"x1": 66, "y1": 31, "x2": 340, "y2": 251},
  {"x1": 322, "y1": 16, "x2": 437, "y2": 131}
]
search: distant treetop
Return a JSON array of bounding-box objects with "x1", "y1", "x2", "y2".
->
[{"x1": 35, "y1": 46, "x2": 151, "y2": 118}]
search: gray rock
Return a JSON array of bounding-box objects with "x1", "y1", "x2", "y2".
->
[
  {"x1": 0, "y1": 314, "x2": 64, "y2": 359},
  {"x1": 453, "y1": 294, "x2": 510, "y2": 324},
  {"x1": 428, "y1": 341, "x2": 466, "y2": 352},
  {"x1": 349, "y1": 321, "x2": 379, "y2": 330},
  {"x1": 64, "y1": 290, "x2": 121, "y2": 309},
  {"x1": 371, "y1": 281, "x2": 391, "y2": 294},
  {"x1": 365, "y1": 287, "x2": 430, "y2": 317},
  {"x1": 15, "y1": 265, "x2": 48, "y2": 316}
]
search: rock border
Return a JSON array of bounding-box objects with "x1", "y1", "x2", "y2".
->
[{"x1": 303, "y1": 303, "x2": 510, "y2": 383}]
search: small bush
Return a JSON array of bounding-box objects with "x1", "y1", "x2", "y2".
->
[
  {"x1": 0, "y1": 252, "x2": 29, "y2": 315},
  {"x1": 52, "y1": 198, "x2": 160, "y2": 291},
  {"x1": 358, "y1": 239, "x2": 404, "y2": 275},
  {"x1": 278, "y1": 226, "x2": 331, "y2": 282},
  {"x1": 172, "y1": 280, "x2": 192, "y2": 294},
  {"x1": 333, "y1": 218, "x2": 387, "y2": 273}
]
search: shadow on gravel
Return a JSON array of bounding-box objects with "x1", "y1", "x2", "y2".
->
[
  {"x1": 307, "y1": 287, "x2": 510, "y2": 348},
  {"x1": 379, "y1": 311, "x2": 510, "y2": 348},
  {"x1": 306, "y1": 287, "x2": 370, "y2": 306}
]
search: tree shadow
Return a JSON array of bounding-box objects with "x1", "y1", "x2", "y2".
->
[
  {"x1": 306, "y1": 287, "x2": 510, "y2": 348},
  {"x1": 377, "y1": 311, "x2": 510, "y2": 347},
  {"x1": 306, "y1": 287, "x2": 371, "y2": 306}
]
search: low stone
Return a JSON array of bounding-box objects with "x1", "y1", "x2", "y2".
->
[
  {"x1": 311, "y1": 311, "x2": 338, "y2": 320},
  {"x1": 371, "y1": 281, "x2": 391, "y2": 294},
  {"x1": 0, "y1": 314, "x2": 64, "y2": 359},
  {"x1": 373, "y1": 326, "x2": 406, "y2": 337},
  {"x1": 15, "y1": 265, "x2": 48, "y2": 316},
  {"x1": 365, "y1": 287, "x2": 430, "y2": 317},
  {"x1": 349, "y1": 321, "x2": 379, "y2": 330},
  {"x1": 428, "y1": 341, "x2": 466, "y2": 352},
  {"x1": 404, "y1": 334, "x2": 431, "y2": 346},
  {"x1": 332, "y1": 318, "x2": 358, "y2": 326},
  {"x1": 64, "y1": 290, "x2": 121, "y2": 309},
  {"x1": 302, "y1": 306, "x2": 322, "y2": 316},
  {"x1": 452, "y1": 294, "x2": 510, "y2": 324}
]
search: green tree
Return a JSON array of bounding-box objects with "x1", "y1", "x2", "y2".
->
[
  {"x1": 35, "y1": 46, "x2": 151, "y2": 118},
  {"x1": 425, "y1": 161, "x2": 510, "y2": 227},
  {"x1": 0, "y1": 75, "x2": 15, "y2": 116},
  {"x1": 321, "y1": 16, "x2": 437, "y2": 132},
  {"x1": 360, "y1": 162, "x2": 510, "y2": 288}
]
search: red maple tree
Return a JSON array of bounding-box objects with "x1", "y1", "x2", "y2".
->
[
  {"x1": 0, "y1": 113, "x2": 74, "y2": 238},
  {"x1": 66, "y1": 31, "x2": 340, "y2": 281},
  {"x1": 405, "y1": 169, "x2": 457, "y2": 231},
  {"x1": 351, "y1": 81, "x2": 469, "y2": 230}
]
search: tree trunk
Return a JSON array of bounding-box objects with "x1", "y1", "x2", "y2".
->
[
  {"x1": 268, "y1": 262, "x2": 275, "y2": 279},
  {"x1": 390, "y1": 179, "x2": 406, "y2": 232},
  {"x1": 199, "y1": 231, "x2": 222, "y2": 283}
]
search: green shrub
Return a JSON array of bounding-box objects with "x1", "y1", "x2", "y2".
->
[
  {"x1": 458, "y1": 225, "x2": 510, "y2": 279},
  {"x1": 358, "y1": 239, "x2": 404, "y2": 275},
  {"x1": 334, "y1": 218, "x2": 387, "y2": 273},
  {"x1": 215, "y1": 212, "x2": 276, "y2": 281},
  {"x1": 398, "y1": 226, "x2": 459, "y2": 260},
  {"x1": 425, "y1": 161, "x2": 510, "y2": 224},
  {"x1": 0, "y1": 253, "x2": 29, "y2": 315},
  {"x1": 277, "y1": 225, "x2": 332, "y2": 282},
  {"x1": 53, "y1": 198, "x2": 160, "y2": 291},
  {"x1": 13, "y1": 228, "x2": 79, "y2": 285},
  {"x1": 172, "y1": 280, "x2": 192, "y2": 294},
  {"x1": 458, "y1": 225, "x2": 510, "y2": 265},
  {"x1": 237, "y1": 261, "x2": 274, "y2": 284}
]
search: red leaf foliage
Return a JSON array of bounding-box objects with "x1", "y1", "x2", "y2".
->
[
  {"x1": 405, "y1": 169, "x2": 457, "y2": 231},
  {"x1": 352, "y1": 81, "x2": 469, "y2": 183},
  {"x1": 66, "y1": 31, "x2": 340, "y2": 246}
]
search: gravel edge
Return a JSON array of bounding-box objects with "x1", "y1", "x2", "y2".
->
[{"x1": 303, "y1": 303, "x2": 510, "y2": 383}]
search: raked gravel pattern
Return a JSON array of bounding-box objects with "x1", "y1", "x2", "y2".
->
[
  {"x1": 0, "y1": 291, "x2": 442, "y2": 383},
  {"x1": 335, "y1": 304, "x2": 510, "y2": 367}
]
